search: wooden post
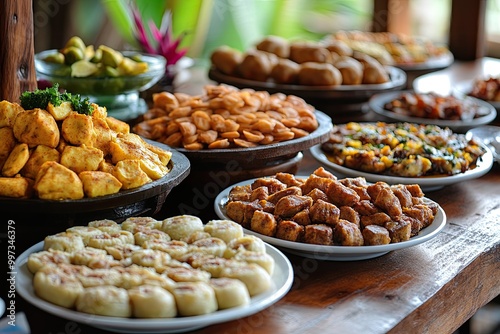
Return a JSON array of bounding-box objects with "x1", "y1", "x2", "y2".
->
[{"x1": 0, "y1": 0, "x2": 37, "y2": 102}]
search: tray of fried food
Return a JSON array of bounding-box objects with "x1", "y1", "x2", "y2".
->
[
  {"x1": 208, "y1": 36, "x2": 406, "y2": 100},
  {"x1": 133, "y1": 84, "x2": 332, "y2": 165},
  {"x1": 0, "y1": 85, "x2": 189, "y2": 203},
  {"x1": 15, "y1": 215, "x2": 293, "y2": 332}
]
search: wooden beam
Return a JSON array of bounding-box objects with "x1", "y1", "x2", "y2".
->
[
  {"x1": 0, "y1": 0, "x2": 37, "y2": 102},
  {"x1": 449, "y1": 0, "x2": 486, "y2": 60}
]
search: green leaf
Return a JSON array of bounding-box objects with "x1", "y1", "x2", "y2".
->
[{"x1": 100, "y1": 0, "x2": 136, "y2": 46}]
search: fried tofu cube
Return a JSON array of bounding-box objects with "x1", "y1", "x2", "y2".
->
[
  {"x1": 138, "y1": 158, "x2": 169, "y2": 180},
  {"x1": 98, "y1": 159, "x2": 115, "y2": 174},
  {"x1": 0, "y1": 100, "x2": 24, "y2": 128},
  {"x1": 309, "y1": 199, "x2": 340, "y2": 226},
  {"x1": 291, "y1": 209, "x2": 311, "y2": 226},
  {"x1": 34, "y1": 161, "x2": 84, "y2": 200},
  {"x1": 226, "y1": 201, "x2": 246, "y2": 224},
  {"x1": 0, "y1": 127, "x2": 16, "y2": 170},
  {"x1": 333, "y1": 219, "x2": 364, "y2": 246},
  {"x1": 60, "y1": 145, "x2": 104, "y2": 174},
  {"x1": 106, "y1": 116, "x2": 129, "y2": 134},
  {"x1": 373, "y1": 187, "x2": 403, "y2": 219},
  {"x1": 0, "y1": 175, "x2": 34, "y2": 198},
  {"x1": 21, "y1": 145, "x2": 60, "y2": 179},
  {"x1": 13, "y1": 108, "x2": 60, "y2": 148},
  {"x1": 274, "y1": 195, "x2": 313, "y2": 218},
  {"x1": 112, "y1": 159, "x2": 151, "y2": 189},
  {"x1": 61, "y1": 112, "x2": 95, "y2": 146},
  {"x1": 46, "y1": 101, "x2": 72, "y2": 121},
  {"x1": 275, "y1": 220, "x2": 304, "y2": 241},
  {"x1": 91, "y1": 117, "x2": 113, "y2": 155},
  {"x1": 2, "y1": 143, "x2": 30, "y2": 177},
  {"x1": 362, "y1": 225, "x2": 391, "y2": 245},
  {"x1": 143, "y1": 141, "x2": 173, "y2": 166},
  {"x1": 267, "y1": 186, "x2": 302, "y2": 204},
  {"x1": 303, "y1": 224, "x2": 333, "y2": 245},
  {"x1": 79, "y1": 171, "x2": 122, "y2": 197},
  {"x1": 91, "y1": 104, "x2": 108, "y2": 119},
  {"x1": 250, "y1": 210, "x2": 277, "y2": 236},
  {"x1": 326, "y1": 181, "x2": 360, "y2": 207},
  {"x1": 385, "y1": 219, "x2": 411, "y2": 243},
  {"x1": 339, "y1": 206, "x2": 360, "y2": 226},
  {"x1": 228, "y1": 185, "x2": 251, "y2": 202}
]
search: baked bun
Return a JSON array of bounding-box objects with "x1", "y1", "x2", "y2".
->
[
  {"x1": 161, "y1": 215, "x2": 204, "y2": 240},
  {"x1": 210, "y1": 277, "x2": 250, "y2": 309},
  {"x1": 172, "y1": 282, "x2": 218, "y2": 316},
  {"x1": 128, "y1": 285, "x2": 177, "y2": 318},
  {"x1": 76, "y1": 285, "x2": 132, "y2": 317}
]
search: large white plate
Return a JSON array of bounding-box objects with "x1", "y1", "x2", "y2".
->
[
  {"x1": 310, "y1": 144, "x2": 494, "y2": 192},
  {"x1": 15, "y1": 241, "x2": 293, "y2": 333},
  {"x1": 214, "y1": 177, "x2": 447, "y2": 261},
  {"x1": 454, "y1": 81, "x2": 500, "y2": 111},
  {"x1": 368, "y1": 90, "x2": 497, "y2": 133}
]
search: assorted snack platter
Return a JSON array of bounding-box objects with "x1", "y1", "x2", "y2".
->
[
  {"x1": 214, "y1": 170, "x2": 446, "y2": 260},
  {"x1": 15, "y1": 215, "x2": 293, "y2": 332}
]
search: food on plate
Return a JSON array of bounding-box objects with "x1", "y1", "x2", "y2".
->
[
  {"x1": 210, "y1": 36, "x2": 391, "y2": 86},
  {"x1": 321, "y1": 122, "x2": 487, "y2": 177},
  {"x1": 382, "y1": 91, "x2": 491, "y2": 120},
  {"x1": 224, "y1": 168, "x2": 439, "y2": 246},
  {"x1": 0, "y1": 85, "x2": 172, "y2": 200},
  {"x1": 132, "y1": 84, "x2": 319, "y2": 150},
  {"x1": 325, "y1": 30, "x2": 450, "y2": 65},
  {"x1": 468, "y1": 76, "x2": 500, "y2": 102},
  {"x1": 27, "y1": 215, "x2": 275, "y2": 318},
  {"x1": 40, "y1": 36, "x2": 149, "y2": 78}
]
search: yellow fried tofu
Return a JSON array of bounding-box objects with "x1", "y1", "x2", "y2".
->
[
  {"x1": 60, "y1": 145, "x2": 104, "y2": 174},
  {"x1": 112, "y1": 159, "x2": 151, "y2": 189},
  {"x1": 0, "y1": 100, "x2": 24, "y2": 128},
  {"x1": 61, "y1": 112, "x2": 95, "y2": 146},
  {"x1": 106, "y1": 116, "x2": 130, "y2": 134},
  {"x1": 0, "y1": 175, "x2": 34, "y2": 198},
  {"x1": 91, "y1": 104, "x2": 108, "y2": 119},
  {"x1": 98, "y1": 159, "x2": 115, "y2": 174},
  {"x1": 109, "y1": 133, "x2": 168, "y2": 179},
  {"x1": 91, "y1": 117, "x2": 113, "y2": 155},
  {"x1": 34, "y1": 161, "x2": 84, "y2": 200},
  {"x1": 0, "y1": 127, "x2": 16, "y2": 170},
  {"x1": 79, "y1": 170, "x2": 122, "y2": 197},
  {"x1": 12, "y1": 108, "x2": 60, "y2": 148},
  {"x1": 21, "y1": 145, "x2": 60, "y2": 179},
  {"x1": 144, "y1": 141, "x2": 173, "y2": 166},
  {"x1": 2, "y1": 143, "x2": 30, "y2": 177},
  {"x1": 46, "y1": 101, "x2": 72, "y2": 121}
]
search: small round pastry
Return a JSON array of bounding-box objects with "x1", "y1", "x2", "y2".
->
[
  {"x1": 209, "y1": 277, "x2": 250, "y2": 309},
  {"x1": 87, "y1": 230, "x2": 134, "y2": 249},
  {"x1": 70, "y1": 247, "x2": 115, "y2": 268},
  {"x1": 334, "y1": 56, "x2": 363, "y2": 85},
  {"x1": 297, "y1": 62, "x2": 342, "y2": 86},
  {"x1": 204, "y1": 219, "x2": 244, "y2": 244},
  {"x1": 131, "y1": 248, "x2": 172, "y2": 273},
  {"x1": 162, "y1": 266, "x2": 211, "y2": 283},
  {"x1": 188, "y1": 237, "x2": 227, "y2": 257},
  {"x1": 142, "y1": 239, "x2": 189, "y2": 260},
  {"x1": 76, "y1": 285, "x2": 132, "y2": 317},
  {"x1": 237, "y1": 50, "x2": 276, "y2": 82},
  {"x1": 33, "y1": 266, "x2": 84, "y2": 308},
  {"x1": 44, "y1": 232, "x2": 85, "y2": 253},
  {"x1": 182, "y1": 231, "x2": 212, "y2": 244},
  {"x1": 224, "y1": 235, "x2": 267, "y2": 258},
  {"x1": 233, "y1": 250, "x2": 275, "y2": 275},
  {"x1": 121, "y1": 216, "x2": 162, "y2": 232},
  {"x1": 256, "y1": 35, "x2": 290, "y2": 58},
  {"x1": 161, "y1": 215, "x2": 204, "y2": 241},
  {"x1": 104, "y1": 243, "x2": 142, "y2": 260},
  {"x1": 270, "y1": 58, "x2": 300, "y2": 84},
  {"x1": 128, "y1": 285, "x2": 177, "y2": 318},
  {"x1": 113, "y1": 264, "x2": 155, "y2": 289},
  {"x1": 289, "y1": 41, "x2": 333, "y2": 64},
  {"x1": 193, "y1": 257, "x2": 246, "y2": 278},
  {"x1": 88, "y1": 219, "x2": 121, "y2": 234},
  {"x1": 323, "y1": 39, "x2": 353, "y2": 57},
  {"x1": 65, "y1": 226, "x2": 104, "y2": 246},
  {"x1": 134, "y1": 228, "x2": 171, "y2": 247},
  {"x1": 27, "y1": 249, "x2": 71, "y2": 274},
  {"x1": 210, "y1": 45, "x2": 243, "y2": 75},
  {"x1": 75, "y1": 268, "x2": 122, "y2": 288},
  {"x1": 172, "y1": 281, "x2": 218, "y2": 316},
  {"x1": 220, "y1": 263, "x2": 271, "y2": 296}
]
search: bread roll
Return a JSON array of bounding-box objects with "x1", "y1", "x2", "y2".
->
[
  {"x1": 237, "y1": 50, "x2": 276, "y2": 81},
  {"x1": 210, "y1": 277, "x2": 250, "y2": 309},
  {"x1": 44, "y1": 232, "x2": 85, "y2": 252},
  {"x1": 172, "y1": 282, "x2": 218, "y2": 316},
  {"x1": 121, "y1": 216, "x2": 162, "y2": 232},
  {"x1": 334, "y1": 56, "x2": 363, "y2": 85},
  {"x1": 204, "y1": 219, "x2": 244, "y2": 243},
  {"x1": 27, "y1": 249, "x2": 71, "y2": 274},
  {"x1": 210, "y1": 45, "x2": 243, "y2": 75},
  {"x1": 33, "y1": 266, "x2": 84, "y2": 308},
  {"x1": 128, "y1": 285, "x2": 177, "y2": 318},
  {"x1": 161, "y1": 215, "x2": 204, "y2": 240},
  {"x1": 220, "y1": 263, "x2": 271, "y2": 296},
  {"x1": 289, "y1": 41, "x2": 333, "y2": 64},
  {"x1": 256, "y1": 35, "x2": 290, "y2": 58},
  {"x1": 225, "y1": 235, "x2": 267, "y2": 258},
  {"x1": 270, "y1": 58, "x2": 300, "y2": 84},
  {"x1": 88, "y1": 219, "x2": 121, "y2": 234},
  {"x1": 76, "y1": 285, "x2": 132, "y2": 317},
  {"x1": 297, "y1": 62, "x2": 342, "y2": 86}
]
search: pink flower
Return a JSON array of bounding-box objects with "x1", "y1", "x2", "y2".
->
[{"x1": 131, "y1": 5, "x2": 187, "y2": 67}]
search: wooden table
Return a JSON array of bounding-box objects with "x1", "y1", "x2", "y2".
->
[{"x1": 6, "y1": 58, "x2": 500, "y2": 334}]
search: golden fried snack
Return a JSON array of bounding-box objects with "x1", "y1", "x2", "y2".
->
[
  {"x1": 237, "y1": 50, "x2": 277, "y2": 81},
  {"x1": 289, "y1": 41, "x2": 333, "y2": 64},
  {"x1": 334, "y1": 56, "x2": 363, "y2": 85},
  {"x1": 13, "y1": 108, "x2": 60, "y2": 148},
  {"x1": 34, "y1": 161, "x2": 84, "y2": 200},
  {"x1": 269, "y1": 58, "x2": 300, "y2": 84},
  {"x1": 297, "y1": 62, "x2": 342, "y2": 86},
  {"x1": 255, "y1": 35, "x2": 290, "y2": 58},
  {"x1": 210, "y1": 45, "x2": 243, "y2": 75}
]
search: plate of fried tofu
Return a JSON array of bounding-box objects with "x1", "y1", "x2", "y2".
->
[{"x1": 214, "y1": 172, "x2": 447, "y2": 261}]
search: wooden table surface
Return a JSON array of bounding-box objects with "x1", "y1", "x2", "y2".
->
[{"x1": 5, "y1": 58, "x2": 500, "y2": 334}]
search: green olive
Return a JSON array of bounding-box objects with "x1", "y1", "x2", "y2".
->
[
  {"x1": 90, "y1": 48, "x2": 102, "y2": 63},
  {"x1": 64, "y1": 36, "x2": 86, "y2": 52},
  {"x1": 62, "y1": 46, "x2": 85, "y2": 65},
  {"x1": 43, "y1": 52, "x2": 65, "y2": 64},
  {"x1": 99, "y1": 45, "x2": 123, "y2": 68},
  {"x1": 104, "y1": 66, "x2": 120, "y2": 77}
]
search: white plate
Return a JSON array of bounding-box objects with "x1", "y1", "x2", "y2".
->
[
  {"x1": 310, "y1": 144, "x2": 494, "y2": 192},
  {"x1": 214, "y1": 177, "x2": 447, "y2": 261},
  {"x1": 368, "y1": 90, "x2": 497, "y2": 133},
  {"x1": 395, "y1": 51, "x2": 454, "y2": 71},
  {"x1": 454, "y1": 81, "x2": 500, "y2": 110},
  {"x1": 15, "y1": 241, "x2": 293, "y2": 334}
]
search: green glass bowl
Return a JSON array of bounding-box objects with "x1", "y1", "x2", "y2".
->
[{"x1": 35, "y1": 49, "x2": 166, "y2": 96}]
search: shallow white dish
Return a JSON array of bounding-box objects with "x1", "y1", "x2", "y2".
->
[
  {"x1": 309, "y1": 144, "x2": 494, "y2": 192},
  {"x1": 466, "y1": 125, "x2": 500, "y2": 163},
  {"x1": 15, "y1": 241, "x2": 293, "y2": 333},
  {"x1": 453, "y1": 81, "x2": 500, "y2": 110},
  {"x1": 214, "y1": 177, "x2": 447, "y2": 261},
  {"x1": 368, "y1": 90, "x2": 497, "y2": 133}
]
